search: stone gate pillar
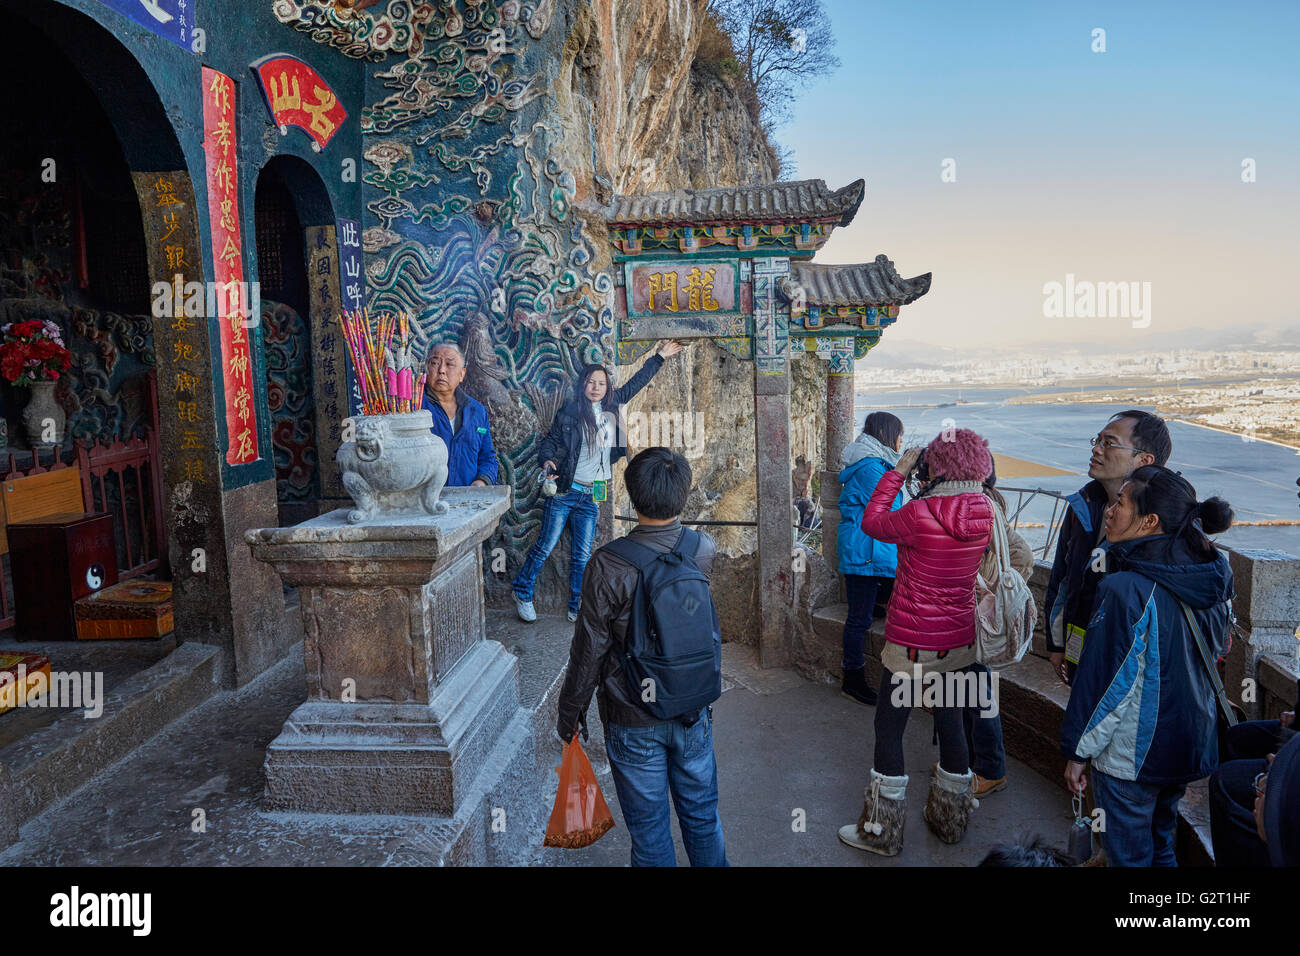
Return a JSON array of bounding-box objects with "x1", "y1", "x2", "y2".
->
[
  {"x1": 753, "y1": 256, "x2": 794, "y2": 667},
  {"x1": 820, "y1": 345, "x2": 856, "y2": 572},
  {"x1": 754, "y1": 368, "x2": 794, "y2": 667}
]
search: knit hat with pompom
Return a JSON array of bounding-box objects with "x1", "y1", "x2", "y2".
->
[{"x1": 924, "y1": 428, "x2": 993, "y2": 483}]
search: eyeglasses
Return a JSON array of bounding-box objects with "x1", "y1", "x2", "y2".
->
[
  {"x1": 1090, "y1": 435, "x2": 1143, "y2": 454},
  {"x1": 1254, "y1": 771, "x2": 1268, "y2": 798}
]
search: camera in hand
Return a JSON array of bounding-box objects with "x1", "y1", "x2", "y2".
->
[
  {"x1": 914, "y1": 448, "x2": 930, "y2": 482},
  {"x1": 904, "y1": 447, "x2": 931, "y2": 497}
]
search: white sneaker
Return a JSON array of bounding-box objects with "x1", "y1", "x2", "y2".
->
[
  {"x1": 567, "y1": 609, "x2": 578, "y2": 623},
  {"x1": 515, "y1": 597, "x2": 536, "y2": 622}
]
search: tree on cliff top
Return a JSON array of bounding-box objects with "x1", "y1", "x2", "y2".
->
[{"x1": 709, "y1": 0, "x2": 841, "y2": 128}]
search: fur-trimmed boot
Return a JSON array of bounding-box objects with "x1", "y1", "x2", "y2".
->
[
  {"x1": 923, "y1": 765, "x2": 979, "y2": 844},
  {"x1": 838, "y1": 769, "x2": 908, "y2": 856}
]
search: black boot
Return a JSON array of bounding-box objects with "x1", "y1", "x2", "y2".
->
[{"x1": 841, "y1": 667, "x2": 877, "y2": 706}]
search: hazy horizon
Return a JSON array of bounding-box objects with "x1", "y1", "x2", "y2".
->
[{"x1": 781, "y1": 0, "x2": 1300, "y2": 354}]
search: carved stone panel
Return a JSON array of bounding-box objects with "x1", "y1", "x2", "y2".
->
[
  {"x1": 426, "y1": 548, "x2": 485, "y2": 683},
  {"x1": 304, "y1": 584, "x2": 417, "y2": 702}
]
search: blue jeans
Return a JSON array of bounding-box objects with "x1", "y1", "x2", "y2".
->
[
  {"x1": 962, "y1": 662, "x2": 1006, "y2": 780},
  {"x1": 512, "y1": 486, "x2": 598, "y2": 613},
  {"x1": 1092, "y1": 770, "x2": 1187, "y2": 867},
  {"x1": 605, "y1": 708, "x2": 729, "y2": 867},
  {"x1": 842, "y1": 574, "x2": 891, "y2": 671}
]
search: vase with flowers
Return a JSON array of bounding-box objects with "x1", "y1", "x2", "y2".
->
[{"x1": 0, "y1": 319, "x2": 73, "y2": 446}]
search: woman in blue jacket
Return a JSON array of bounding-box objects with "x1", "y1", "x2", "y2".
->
[
  {"x1": 836, "y1": 412, "x2": 905, "y2": 705},
  {"x1": 1061, "y1": 465, "x2": 1234, "y2": 866}
]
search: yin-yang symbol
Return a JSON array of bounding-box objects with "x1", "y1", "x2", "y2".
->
[{"x1": 86, "y1": 563, "x2": 106, "y2": 590}]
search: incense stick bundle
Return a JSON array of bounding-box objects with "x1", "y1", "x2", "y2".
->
[{"x1": 337, "y1": 308, "x2": 421, "y2": 416}]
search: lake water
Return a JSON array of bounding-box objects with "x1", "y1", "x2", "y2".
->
[{"x1": 855, "y1": 387, "x2": 1300, "y2": 558}]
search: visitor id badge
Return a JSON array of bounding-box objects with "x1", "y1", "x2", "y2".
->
[
  {"x1": 1064, "y1": 624, "x2": 1086, "y2": 666},
  {"x1": 592, "y1": 480, "x2": 607, "y2": 502}
]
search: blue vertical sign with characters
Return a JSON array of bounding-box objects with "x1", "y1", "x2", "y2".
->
[
  {"x1": 337, "y1": 218, "x2": 365, "y2": 416},
  {"x1": 96, "y1": 0, "x2": 194, "y2": 50},
  {"x1": 337, "y1": 218, "x2": 364, "y2": 312}
]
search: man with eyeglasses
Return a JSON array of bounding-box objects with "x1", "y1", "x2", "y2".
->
[{"x1": 1043, "y1": 410, "x2": 1172, "y2": 686}]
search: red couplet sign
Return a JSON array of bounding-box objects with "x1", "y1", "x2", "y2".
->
[
  {"x1": 201, "y1": 67, "x2": 259, "y2": 467},
  {"x1": 252, "y1": 55, "x2": 348, "y2": 152}
]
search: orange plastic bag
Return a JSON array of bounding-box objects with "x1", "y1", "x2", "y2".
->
[{"x1": 543, "y1": 735, "x2": 615, "y2": 849}]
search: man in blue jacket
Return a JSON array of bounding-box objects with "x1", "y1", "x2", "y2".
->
[
  {"x1": 1043, "y1": 410, "x2": 1171, "y2": 685},
  {"x1": 421, "y1": 343, "x2": 499, "y2": 487}
]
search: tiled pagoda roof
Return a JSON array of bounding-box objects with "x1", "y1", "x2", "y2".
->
[
  {"x1": 788, "y1": 256, "x2": 932, "y2": 308},
  {"x1": 608, "y1": 178, "x2": 865, "y2": 227}
]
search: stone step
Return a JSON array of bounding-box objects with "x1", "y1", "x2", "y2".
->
[
  {"x1": 808, "y1": 601, "x2": 1215, "y2": 865},
  {"x1": 1, "y1": 639, "x2": 222, "y2": 840}
]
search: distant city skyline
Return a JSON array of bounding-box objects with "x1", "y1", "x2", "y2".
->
[{"x1": 782, "y1": 0, "x2": 1300, "y2": 352}]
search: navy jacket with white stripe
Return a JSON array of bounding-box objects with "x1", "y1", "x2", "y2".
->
[{"x1": 1060, "y1": 533, "x2": 1233, "y2": 785}]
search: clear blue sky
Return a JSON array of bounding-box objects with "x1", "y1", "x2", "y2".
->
[{"x1": 781, "y1": 0, "x2": 1300, "y2": 351}]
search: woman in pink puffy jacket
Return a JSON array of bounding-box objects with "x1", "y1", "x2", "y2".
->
[{"x1": 838, "y1": 428, "x2": 994, "y2": 857}]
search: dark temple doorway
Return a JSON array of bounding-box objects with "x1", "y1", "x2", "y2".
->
[
  {"x1": 255, "y1": 159, "x2": 320, "y2": 527},
  {"x1": 0, "y1": 20, "x2": 169, "y2": 636}
]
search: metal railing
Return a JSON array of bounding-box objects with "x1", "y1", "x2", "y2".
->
[
  {"x1": 614, "y1": 515, "x2": 756, "y2": 526},
  {"x1": 997, "y1": 485, "x2": 1071, "y2": 563},
  {"x1": 614, "y1": 514, "x2": 816, "y2": 532},
  {"x1": 616, "y1": 486, "x2": 1072, "y2": 562}
]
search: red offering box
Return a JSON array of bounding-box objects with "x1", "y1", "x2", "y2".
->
[
  {"x1": 74, "y1": 580, "x2": 174, "y2": 640},
  {"x1": 0, "y1": 652, "x2": 51, "y2": 714}
]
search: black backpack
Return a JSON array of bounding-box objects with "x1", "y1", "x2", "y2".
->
[{"x1": 603, "y1": 528, "x2": 722, "y2": 723}]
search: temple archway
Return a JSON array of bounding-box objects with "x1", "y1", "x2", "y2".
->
[
  {"x1": 0, "y1": 0, "x2": 290, "y2": 688},
  {"x1": 254, "y1": 154, "x2": 345, "y2": 520},
  {"x1": 0, "y1": 4, "x2": 180, "y2": 625}
]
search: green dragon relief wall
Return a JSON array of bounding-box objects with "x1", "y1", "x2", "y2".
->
[{"x1": 274, "y1": 0, "x2": 824, "y2": 612}]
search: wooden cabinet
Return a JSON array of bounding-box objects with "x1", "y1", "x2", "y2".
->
[{"x1": 8, "y1": 512, "x2": 117, "y2": 640}]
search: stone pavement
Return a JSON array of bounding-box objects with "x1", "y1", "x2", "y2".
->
[{"x1": 0, "y1": 613, "x2": 1070, "y2": 867}]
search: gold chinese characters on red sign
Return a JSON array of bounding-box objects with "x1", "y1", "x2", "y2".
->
[
  {"x1": 201, "y1": 67, "x2": 258, "y2": 466},
  {"x1": 252, "y1": 54, "x2": 348, "y2": 152},
  {"x1": 628, "y1": 263, "x2": 736, "y2": 316}
]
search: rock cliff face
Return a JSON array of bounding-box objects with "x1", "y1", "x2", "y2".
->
[
  {"x1": 546, "y1": 0, "x2": 826, "y2": 493},
  {"x1": 549, "y1": 0, "x2": 779, "y2": 200},
  {"x1": 546, "y1": 0, "x2": 828, "y2": 639}
]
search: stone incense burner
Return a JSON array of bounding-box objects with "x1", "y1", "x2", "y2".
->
[{"x1": 336, "y1": 410, "x2": 449, "y2": 524}]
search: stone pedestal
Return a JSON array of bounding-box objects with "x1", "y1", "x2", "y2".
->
[{"x1": 246, "y1": 486, "x2": 514, "y2": 815}]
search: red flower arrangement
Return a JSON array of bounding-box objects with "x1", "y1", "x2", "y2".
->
[{"x1": 0, "y1": 319, "x2": 73, "y2": 386}]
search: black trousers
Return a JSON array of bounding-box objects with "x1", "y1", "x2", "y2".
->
[
  {"x1": 1224, "y1": 720, "x2": 1290, "y2": 762},
  {"x1": 873, "y1": 666, "x2": 968, "y2": 777},
  {"x1": 1209, "y1": 757, "x2": 1270, "y2": 867}
]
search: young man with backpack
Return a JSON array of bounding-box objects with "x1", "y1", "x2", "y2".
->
[
  {"x1": 554, "y1": 447, "x2": 728, "y2": 867},
  {"x1": 1043, "y1": 410, "x2": 1172, "y2": 686}
]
